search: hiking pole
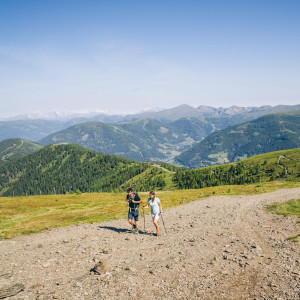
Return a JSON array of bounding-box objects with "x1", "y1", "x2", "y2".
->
[
  {"x1": 143, "y1": 208, "x2": 146, "y2": 232},
  {"x1": 160, "y1": 213, "x2": 167, "y2": 235}
]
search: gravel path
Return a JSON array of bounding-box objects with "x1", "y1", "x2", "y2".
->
[{"x1": 1, "y1": 188, "x2": 299, "y2": 299}]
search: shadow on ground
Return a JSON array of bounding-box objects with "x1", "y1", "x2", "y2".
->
[{"x1": 99, "y1": 226, "x2": 153, "y2": 235}]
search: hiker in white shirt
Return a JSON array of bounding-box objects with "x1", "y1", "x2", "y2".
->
[{"x1": 143, "y1": 191, "x2": 163, "y2": 236}]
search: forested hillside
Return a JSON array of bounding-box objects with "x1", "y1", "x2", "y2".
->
[
  {"x1": 174, "y1": 148, "x2": 300, "y2": 189},
  {"x1": 0, "y1": 138, "x2": 43, "y2": 164},
  {"x1": 176, "y1": 111, "x2": 300, "y2": 168},
  {"x1": 0, "y1": 144, "x2": 174, "y2": 196},
  {"x1": 0, "y1": 144, "x2": 298, "y2": 197},
  {"x1": 39, "y1": 119, "x2": 195, "y2": 161}
]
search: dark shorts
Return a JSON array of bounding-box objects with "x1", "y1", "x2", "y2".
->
[{"x1": 128, "y1": 209, "x2": 139, "y2": 221}]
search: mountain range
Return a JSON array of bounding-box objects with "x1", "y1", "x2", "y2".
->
[
  {"x1": 0, "y1": 119, "x2": 65, "y2": 142},
  {"x1": 1, "y1": 104, "x2": 300, "y2": 143},
  {"x1": 0, "y1": 104, "x2": 299, "y2": 169},
  {"x1": 39, "y1": 119, "x2": 199, "y2": 161},
  {"x1": 176, "y1": 111, "x2": 300, "y2": 168}
]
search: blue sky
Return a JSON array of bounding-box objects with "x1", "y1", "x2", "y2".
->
[{"x1": 0, "y1": 0, "x2": 299, "y2": 117}]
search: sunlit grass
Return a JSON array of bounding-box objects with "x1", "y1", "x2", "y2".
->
[
  {"x1": 267, "y1": 197, "x2": 300, "y2": 243},
  {"x1": 1, "y1": 181, "x2": 299, "y2": 239},
  {"x1": 267, "y1": 198, "x2": 300, "y2": 217}
]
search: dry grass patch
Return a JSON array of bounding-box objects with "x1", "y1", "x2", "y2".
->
[
  {"x1": 1, "y1": 181, "x2": 299, "y2": 239},
  {"x1": 267, "y1": 197, "x2": 300, "y2": 243}
]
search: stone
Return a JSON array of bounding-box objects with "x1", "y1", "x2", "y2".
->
[
  {"x1": 91, "y1": 258, "x2": 111, "y2": 275},
  {"x1": 0, "y1": 283, "x2": 25, "y2": 299},
  {"x1": 42, "y1": 262, "x2": 50, "y2": 268},
  {"x1": 220, "y1": 271, "x2": 229, "y2": 275},
  {"x1": 0, "y1": 272, "x2": 13, "y2": 279}
]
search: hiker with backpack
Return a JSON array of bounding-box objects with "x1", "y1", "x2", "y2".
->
[
  {"x1": 126, "y1": 188, "x2": 142, "y2": 232},
  {"x1": 143, "y1": 191, "x2": 163, "y2": 236}
]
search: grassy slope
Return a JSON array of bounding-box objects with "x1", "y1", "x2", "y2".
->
[
  {"x1": 0, "y1": 146, "x2": 299, "y2": 197},
  {"x1": 0, "y1": 138, "x2": 43, "y2": 163},
  {"x1": 120, "y1": 164, "x2": 177, "y2": 191},
  {"x1": 174, "y1": 148, "x2": 300, "y2": 190},
  {"x1": 226, "y1": 147, "x2": 300, "y2": 182},
  {"x1": 1, "y1": 181, "x2": 299, "y2": 239}
]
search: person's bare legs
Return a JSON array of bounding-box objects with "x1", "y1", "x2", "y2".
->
[
  {"x1": 153, "y1": 220, "x2": 160, "y2": 235},
  {"x1": 128, "y1": 219, "x2": 138, "y2": 230},
  {"x1": 128, "y1": 219, "x2": 134, "y2": 227}
]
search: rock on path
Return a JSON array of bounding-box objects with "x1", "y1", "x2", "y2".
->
[{"x1": 0, "y1": 188, "x2": 299, "y2": 299}]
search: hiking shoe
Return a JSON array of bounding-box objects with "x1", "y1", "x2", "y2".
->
[{"x1": 132, "y1": 224, "x2": 136, "y2": 230}]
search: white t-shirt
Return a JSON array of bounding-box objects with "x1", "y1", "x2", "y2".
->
[{"x1": 147, "y1": 197, "x2": 160, "y2": 214}]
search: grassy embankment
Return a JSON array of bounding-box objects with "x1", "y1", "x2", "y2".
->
[
  {"x1": 267, "y1": 198, "x2": 300, "y2": 243},
  {"x1": 1, "y1": 181, "x2": 299, "y2": 239}
]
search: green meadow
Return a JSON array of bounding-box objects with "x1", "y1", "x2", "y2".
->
[{"x1": 1, "y1": 181, "x2": 299, "y2": 239}]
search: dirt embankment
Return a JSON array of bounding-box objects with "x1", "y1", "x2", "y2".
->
[{"x1": 0, "y1": 188, "x2": 299, "y2": 299}]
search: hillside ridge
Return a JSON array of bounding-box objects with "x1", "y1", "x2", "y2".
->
[{"x1": 176, "y1": 110, "x2": 300, "y2": 168}]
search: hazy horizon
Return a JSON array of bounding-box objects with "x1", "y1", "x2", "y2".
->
[
  {"x1": 1, "y1": 1, "x2": 299, "y2": 118},
  {"x1": 1, "y1": 103, "x2": 300, "y2": 121}
]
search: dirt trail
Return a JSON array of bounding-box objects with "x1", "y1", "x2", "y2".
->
[{"x1": 0, "y1": 188, "x2": 299, "y2": 299}]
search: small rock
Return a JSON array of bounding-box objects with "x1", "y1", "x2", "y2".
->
[
  {"x1": 0, "y1": 272, "x2": 13, "y2": 279},
  {"x1": 0, "y1": 283, "x2": 25, "y2": 298},
  {"x1": 91, "y1": 258, "x2": 111, "y2": 275},
  {"x1": 42, "y1": 262, "x2": 50, "y2": 268},
  {"x1": 220, "y1": 271, "x2": 229, "y2": 275},
  {"x1": 124, "y1": 267, "x2": 136, "y2": 272}
]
